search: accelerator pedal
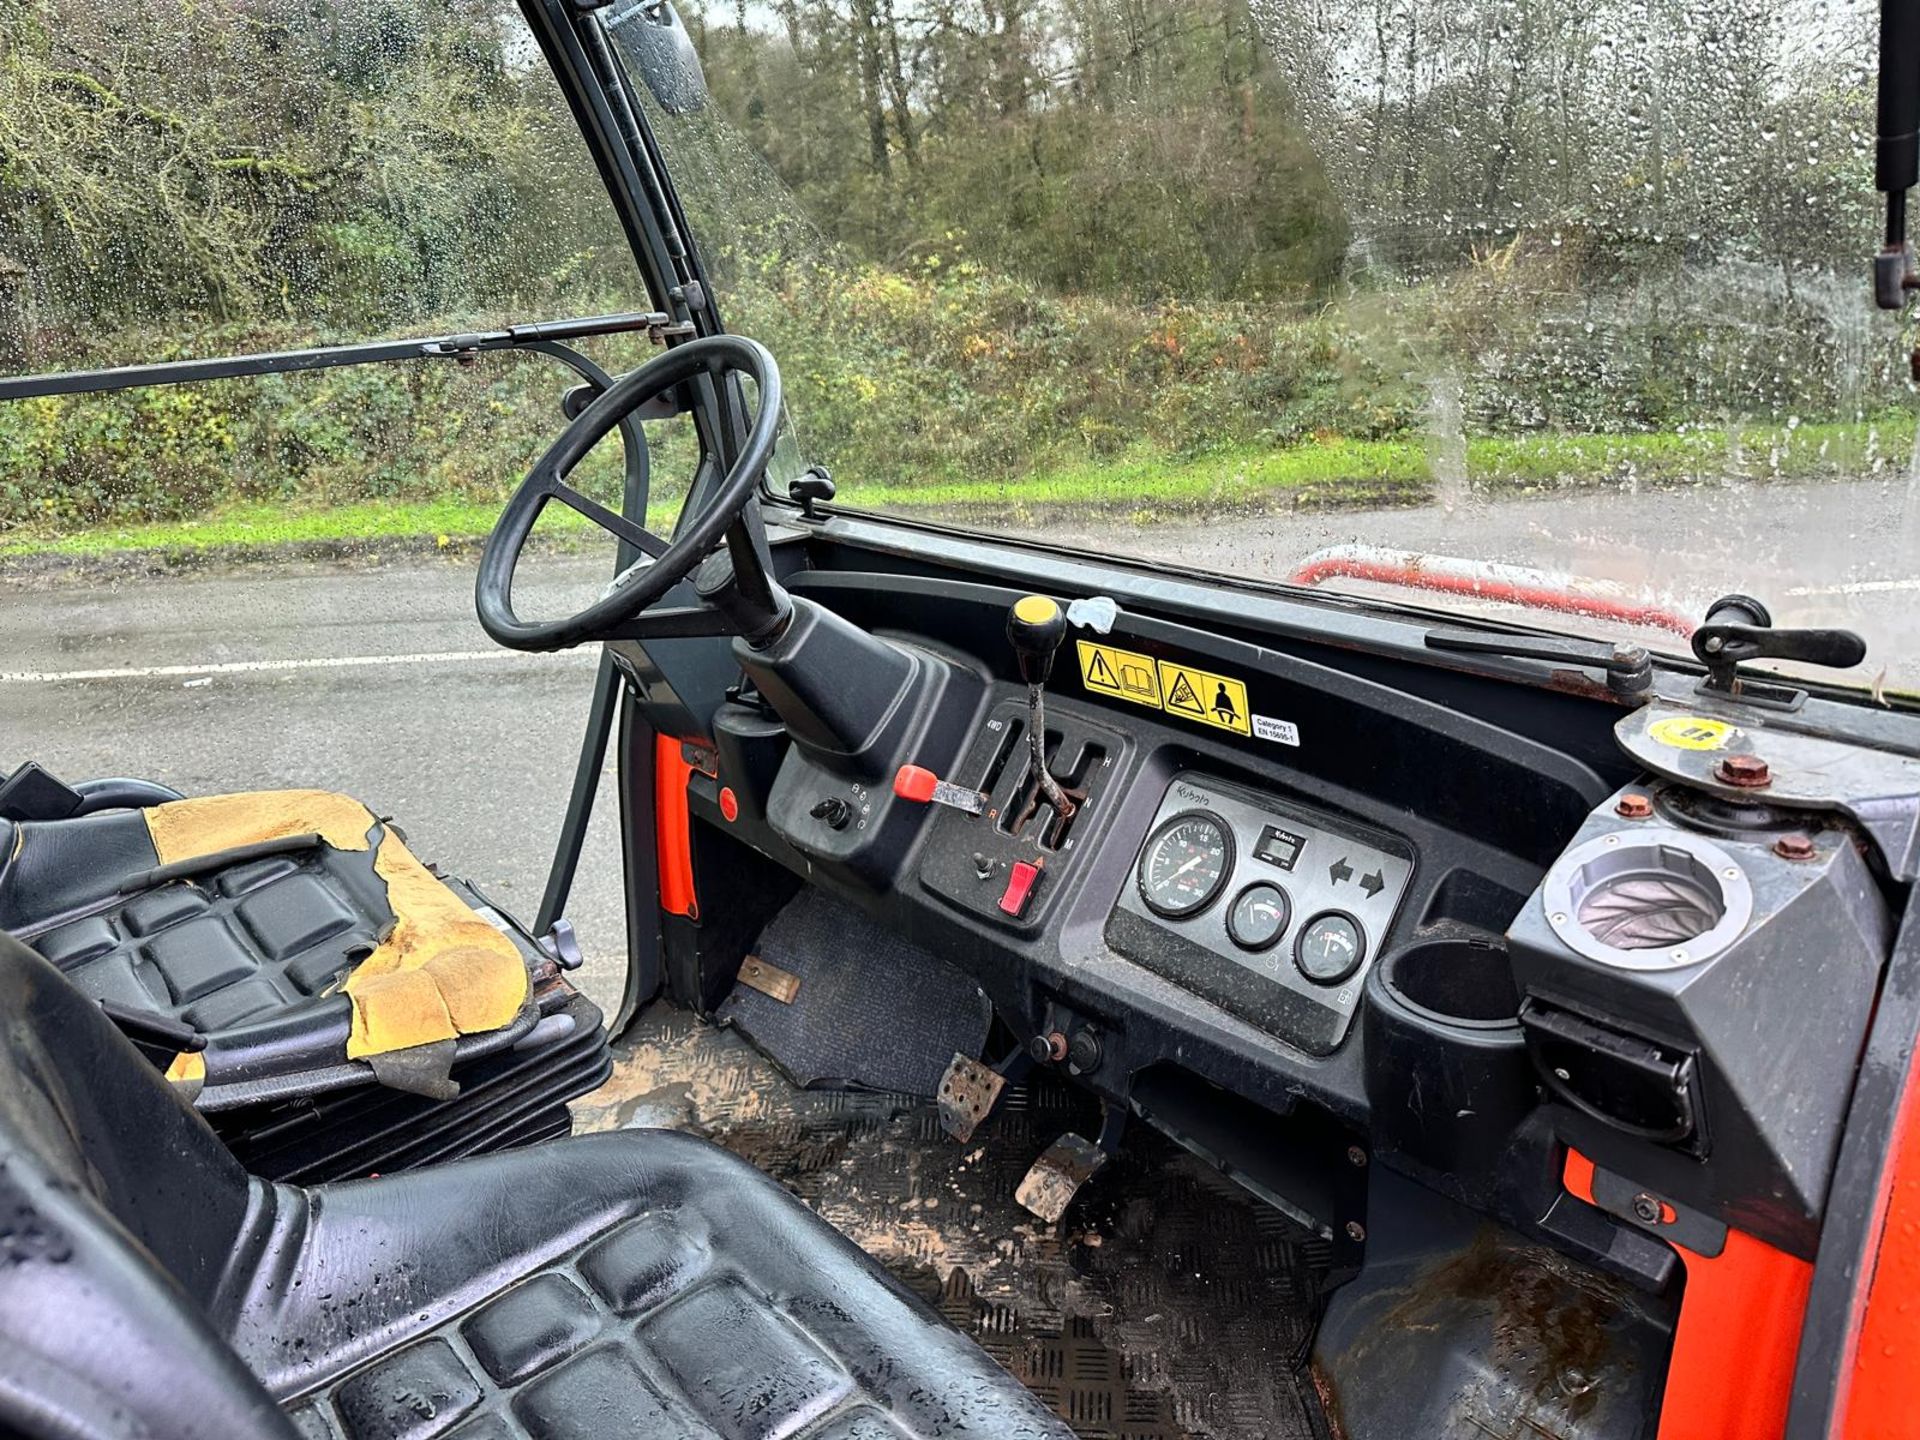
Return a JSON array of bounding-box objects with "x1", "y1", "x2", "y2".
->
[
  {"x1": 719, "y1": 888, "x2": 992, "y2": 1097},
  {"x1": 1016, "y1": 1101, "x2": 1129, "y2": 1223}
]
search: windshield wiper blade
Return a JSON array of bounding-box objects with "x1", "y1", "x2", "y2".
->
[{"x1": 1425, "y1": 627, "x2": 1653, "y2": 699}]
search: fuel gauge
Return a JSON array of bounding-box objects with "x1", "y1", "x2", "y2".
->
[{"x1": 1294, "y1": 911, "x2": 1365, "y2": 985}]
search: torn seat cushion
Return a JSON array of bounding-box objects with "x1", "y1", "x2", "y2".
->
[
  {"x1": 0, "y1": 933, "x2": 1074, "y2": 1440},
  {"x1": 1, "y1": 789, "x2": 527, "y2": 1058}
]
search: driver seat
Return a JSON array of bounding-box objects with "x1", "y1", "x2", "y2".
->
[
  {"x1": 0, "y1": 774, "x2": 612, "y2": 1181},
  {"x1": 0, "y1": 931, "x2": 1072, "y2": 1440}
]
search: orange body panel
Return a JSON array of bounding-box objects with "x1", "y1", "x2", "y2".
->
[
  {"x1": 1564, "y1": 1150, "x2": 1812, "y2": 1440},
  {"x1": 654, "y1": 735, "x2": 698, "y2": 920},
  {"x1": 1835, "y1": 1063, "x2": 1920, "y2": 1440}
]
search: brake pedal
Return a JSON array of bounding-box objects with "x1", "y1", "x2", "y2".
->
[{"x1": 1015, "y1": 1101, "x2": 1127, "y2": 1223}]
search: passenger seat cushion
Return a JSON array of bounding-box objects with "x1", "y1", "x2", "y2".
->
[
  {"x1": 141, "y1": 791, "x2": 528, "y2": 1056},
  {"x1": 26, "y1": 849, "x2": 383, "y2": 1030}
]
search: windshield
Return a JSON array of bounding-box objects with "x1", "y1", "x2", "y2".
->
[{"x1": 627, "y1": 0, "x2": 1913, "y2": 694}]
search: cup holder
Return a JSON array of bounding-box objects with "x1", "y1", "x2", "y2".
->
[
  {"x1": 1380, "y1": 937, "x2": 1520, "y2": 1029},
  {"x1": 1363, "y1": 932, "x2": 1532, "y2": 1182}
]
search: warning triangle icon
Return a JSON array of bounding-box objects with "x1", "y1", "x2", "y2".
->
[
  {"x1": 1088, "y1": 651, "x2": 1118, "y2": 687},
  {"x1": 1166, "y1": 672, "x2": 1203, "y2": 715}
]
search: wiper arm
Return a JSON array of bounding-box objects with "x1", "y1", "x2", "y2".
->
[
  {"x1": 0, "y1": 310, "x2": 688, "y2": 402},
  {"x1": 1425, "y1": 627, "x2": 1653, "y2": 699}
]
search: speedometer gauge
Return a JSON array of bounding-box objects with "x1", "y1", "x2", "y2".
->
[{"x1": 1137, "y1": 812, "x2": 1234, "y2": 918}]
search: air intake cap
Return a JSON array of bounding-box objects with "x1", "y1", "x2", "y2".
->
[{"x1": 1541, "y1": 829, "x2": 1753, "y2": 972}]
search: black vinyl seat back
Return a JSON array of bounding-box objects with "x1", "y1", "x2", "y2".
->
[
  {"x1": 0, "y1": 930, "x2": 1076, "y2": 1440},
  {"x1": 0, "y1": 930, "x2": 298, "y2": 1439}
]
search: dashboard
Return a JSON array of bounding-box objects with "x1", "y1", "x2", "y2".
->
[
  {"x1": 1105, "y1": 775, "x2": 1414, "y2": 1055},
  {"x1": 633, "y1": 546, "x2": 1917, "y2": 1364}
]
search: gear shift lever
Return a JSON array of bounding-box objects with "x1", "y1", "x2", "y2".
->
[{"x1": 1007, "y1": 595, "x2": 1076, "y2": 824}]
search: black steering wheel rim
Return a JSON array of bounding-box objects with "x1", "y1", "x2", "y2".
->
[{"x1": 475, "y1": 333, "x2": 781, "y2": 652}]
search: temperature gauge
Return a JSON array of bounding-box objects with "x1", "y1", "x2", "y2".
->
[
  {"x1": 1137, "y1": 812, "x2": 1233, "y2": 918},
  {"x1": 1227, "y1": 882, "x2": 1291, "y2": 952},
  {"x1": 1294, "y1": 911, "x2": 1365, "y2": 985}
]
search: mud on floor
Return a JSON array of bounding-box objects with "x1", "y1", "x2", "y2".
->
[{"x1": 572, "y1": 1006, "x2": 1326, "y2": 1440}]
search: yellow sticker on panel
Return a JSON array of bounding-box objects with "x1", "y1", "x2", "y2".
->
[
  {"x1": 1077, "y1": 641, "x2": 1164, "y2": 709},
  {"x1": 1647, "y1": 716, "x2": 1735, "y2": 751},
  {"x1": 1157, "y1": 660, "x2": 1251, "y2": 735}
]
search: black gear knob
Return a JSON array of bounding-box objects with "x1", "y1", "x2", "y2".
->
[{"x1": 1007, "y1": 595, "x2": 1068, "y2": 686}]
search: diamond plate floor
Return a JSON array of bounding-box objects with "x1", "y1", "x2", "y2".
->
[{"x1": 573, "y1": 1006, "x2": 1324, "y2": 1440}]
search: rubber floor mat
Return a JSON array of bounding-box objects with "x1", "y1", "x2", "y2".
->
[
  {"x1": 573, "y1": 1007, "x2": 1325, "y2": 1440},
  {"x1": 717, "y1": 888, "x2": 992, "y2": 1097}
]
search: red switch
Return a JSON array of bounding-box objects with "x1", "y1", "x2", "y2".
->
[{"x1": 999, "y1": 860, "x2": 1041, "y2": 917}]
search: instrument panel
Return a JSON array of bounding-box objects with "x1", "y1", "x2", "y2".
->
[{"x1": 1106, "y1": 774, "x2": 1414, "y2": 1054}]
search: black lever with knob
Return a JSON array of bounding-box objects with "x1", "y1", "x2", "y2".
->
[
  {"x1": 1007, "y1": 595, "x2": 1076, "y2": 823},
  {"x1": 1693, "y1": 593, "x2": 1866, "y2": 694}
]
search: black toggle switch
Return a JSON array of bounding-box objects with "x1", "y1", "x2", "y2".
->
[{"x1": 809, "y1": 796, "x2": 853, "y2": 830}]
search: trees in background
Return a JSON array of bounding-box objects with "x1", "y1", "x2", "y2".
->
[
  {"x1": 0, "y1": 0, "x2": 1901, "y2": 531},
  {"x1": 679, "y1": 0, "x2": 1875, "y2": 297},
  {"x1": 0, "y1": 0, "x2": 639, "y2": 367},
  {"x1": 684, "y1": 0, "x2": 1350, "y2": 300}
]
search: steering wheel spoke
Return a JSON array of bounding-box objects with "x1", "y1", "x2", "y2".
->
[{"x1": 544, "y1": 478, "x2": 668, "y2": 558}]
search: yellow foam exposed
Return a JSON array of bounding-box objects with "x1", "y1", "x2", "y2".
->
[{"x1": 143, "y1": 791, "x2": 528, "y2": 1059}]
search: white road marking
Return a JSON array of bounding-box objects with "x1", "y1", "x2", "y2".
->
[
  {"x1": 1784, "y1": 577, "x2": 1920, "y2": 597},
  {"x1": 0, "y1": 649, "x2": 595, "y2": 684}
]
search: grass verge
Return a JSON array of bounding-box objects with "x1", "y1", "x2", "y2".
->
[
  {"x1": 0, "y1": 496, "x2": 679, "y2": 559},
  {"x1": 1, "y1": 417, "x2": 1908, "y2": 562}
]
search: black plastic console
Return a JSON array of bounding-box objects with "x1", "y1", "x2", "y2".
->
[
  {"x1": 917, "y1": 696, "x2": 1126, "y2": 932},
  {"x1": 1508, "y1": 784, "x2": 1895, "y2": 1256}
]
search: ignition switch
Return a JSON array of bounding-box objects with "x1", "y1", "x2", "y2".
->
[
  {"x1": 809, "y1": 796, "x2": 853, "y2": 830},
  {"x1": 1028, "y1": 1030, "x2": 1069, "y2": 1064}
]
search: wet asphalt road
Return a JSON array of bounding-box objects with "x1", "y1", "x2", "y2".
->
[
  {"x1": 1042, "y1": 471, "x2": 1920, "y2": 688},
  {"x1": 0, "y1": 556, "x2": 635, "y2": 1013},
  {"x1": 5, "y1": 472, "x2": 1919, "y2": 1019}
]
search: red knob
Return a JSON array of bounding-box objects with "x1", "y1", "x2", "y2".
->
[{"x1": 894, "y1": 765, "x2": 938, "y2": 803}]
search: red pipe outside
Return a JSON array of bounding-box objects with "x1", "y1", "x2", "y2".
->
[{"x1": 1287, "y1": 549, "x2": 1695, "y2": 640}]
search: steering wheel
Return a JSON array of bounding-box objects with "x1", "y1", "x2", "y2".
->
[{"x1": 475, "y1": 333, "x2": 781, "y2": 652}]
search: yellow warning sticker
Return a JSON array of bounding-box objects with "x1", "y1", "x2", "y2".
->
[
  {"x1": 1077, "y1": 641, "x2": 1163, "y2": 709},
  {"x1": 1157, "y1": 659, "x2": 1251, "y2": 736},
  {"x1": 1648, "y1": 715, "x2": 1735, "y2": 751},
  {"x1": 1076, "y1": 641, "x2": 1258, "y2": 738}
]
